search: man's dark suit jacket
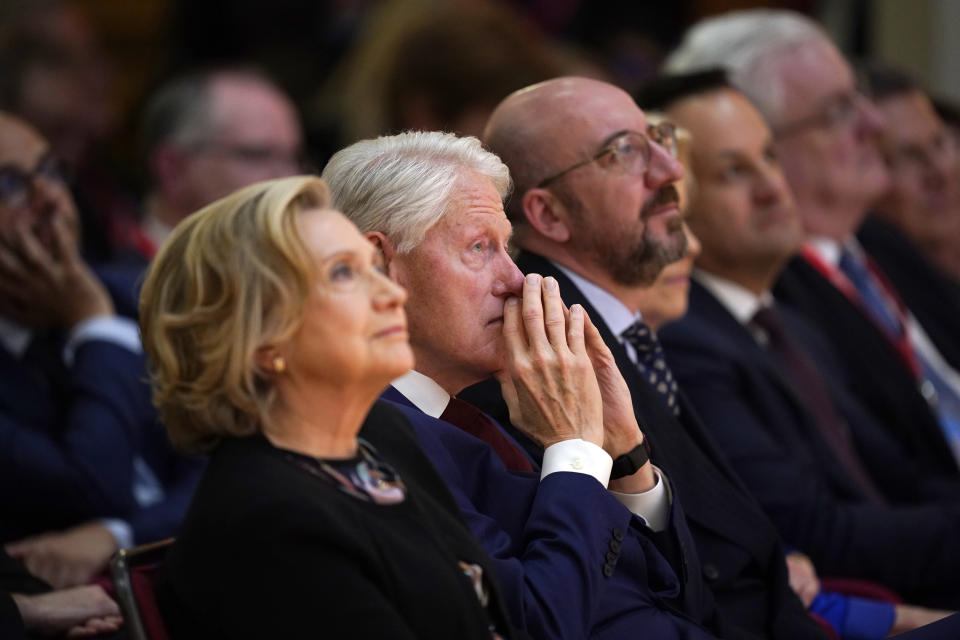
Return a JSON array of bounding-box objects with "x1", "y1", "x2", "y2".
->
[
  {"x1": 160, "y1": 401, "x2": 517, "y2": 640},
  {"x1": 774, "y1": 254, "x2": 959, "y2": 478},
  {"x1": 0, "y1": 267, "x2": 203, "y2": 544},
  {"x1": 858, "y1": 215, "x2": 960, "y2": 370},
  {"x1": 658, "y1": 280, "x2": 960, "y2": 607},
  {"x1": 462, "y1": 250, "x2": 824, "y2": 640},
  {"x1": 382, "y1": 387, "x2": 723, "y2": 640}
]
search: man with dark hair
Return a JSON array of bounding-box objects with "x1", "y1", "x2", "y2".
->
[
  {"x1": 476, "y1": 75, "x2": 827, "y2": 639},
  {"x1": 133, "y1": 67, "x2": 302, "y2": 258},
  {"x1": 0, "y1": 111, "x2": 201, "y2": 588}
]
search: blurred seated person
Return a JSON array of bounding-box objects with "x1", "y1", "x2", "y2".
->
[
  {"x1": 633, "y1": 113, "x2": 954, "y2": 638},
  {"x1": 1, "y1": 546, "x2": 121, "y2": 639},
  {"x1": 0, "y1": 111, "x2": 203, "y2": 588},
  {"x1": 132, "y1": 67, "x2": 303, "y2": 260},
  {"x1": 140, "y1": 176, "x2": 516, "y2": 638},
  {"x1": 0, "y1": 0, "x2": 137, "y2": 265}
]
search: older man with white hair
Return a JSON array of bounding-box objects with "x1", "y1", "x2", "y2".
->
[
  {"x1": 322, "y1": 131, "x2": 729, "y2": 640},
  {"x1": 666, "y1": 10, "x2": 960, "y2": 515}
]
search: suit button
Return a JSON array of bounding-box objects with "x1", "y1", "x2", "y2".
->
[
  {"x1": 605, "y1": 551, "x2": 618, "y2": 564},
  {"x1": 602, "y1": 563, "x2": 615, "y2": 577},
  {"x1": 612, "y1": 528, "x2": 624, "y2": 541},
  {"x1": 609, "y1": 539, "x2": 622, "y2": 553},
  {"x1": 703, "y1": 563, "x2": 720, "y2": 582}
]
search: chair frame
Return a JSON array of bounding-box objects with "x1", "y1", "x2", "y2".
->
[{"x1": 109, "y1": 538, "x2": 174, "y2": 640}]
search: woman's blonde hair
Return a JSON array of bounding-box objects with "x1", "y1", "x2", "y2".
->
[{"x1": 139, "y1": 175, "x2": 330, "y2": 453}]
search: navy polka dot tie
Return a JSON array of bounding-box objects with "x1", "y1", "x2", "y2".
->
[{"x1": 621, "y1": 320, "x2": 680, "y2": 415}]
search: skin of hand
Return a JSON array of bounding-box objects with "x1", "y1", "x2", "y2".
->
[
  {"x1": 11, "y1": 584, "x2": 122, "y2": 637},
  {"x1": 890, "y1": 604, "x2": 955, "y2": 635},
  {"x1": 785, "y1": 552, "x2": 821, "y2": 609},
  {"x1": 0, "y1": 214, "x2": 113, "y2": 329},
  {"x1": 6, "y1": 522, "x2": 119, "y2": 590},
  {"x1": 495, "y1": 274, "x2": 604, "y2": 449}
]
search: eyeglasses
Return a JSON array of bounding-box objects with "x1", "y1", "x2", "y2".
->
[
  {"x1": 773, "y1": 89, "x2": 866, "y2": 139},
  {"x1": 188, "y1": 142, "x2": 306, "y2": 172},
  {"x1": 0, "y1": 153, "x2": 67, "y2": 210},
  {"x1": 537, "y1": 122, "x2": 678, "y2": 188}
]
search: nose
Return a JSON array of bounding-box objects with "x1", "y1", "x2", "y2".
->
[
  {"x1": 372, "y1": 267, "x2": 408, "y2": 309},
  {"x1": 490, "y1": 249, "x2": 524, "y2": 298},
  {"x1": 645, "y1": 141, "x2": 685, "y2": 191},
  {"x1": 753, "y1": 160, "x2": 789, "y2": 207}
]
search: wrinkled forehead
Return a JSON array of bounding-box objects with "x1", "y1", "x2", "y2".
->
[
  {"x1": 775, "y1": 41, "x2": 853, "y2": 121},
  {"x1": 549, "y1": 84, "x2": 649, "y2": 158}
]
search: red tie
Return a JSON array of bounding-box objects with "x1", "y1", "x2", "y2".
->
[{"x1": 440, "y1": 397, "x2": 534, "y2": 472}]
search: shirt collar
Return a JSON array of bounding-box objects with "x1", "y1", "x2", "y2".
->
[
  {"x1": 693, "y1": 269, "x2": 773, "y2": 326},
  {"x1": 390, "y1": 369, "x2": 451, "y2": 418},
  {"x1": 553, "y1": 262, "x2": 641, "y2": 337},
  {"x1": 0, "y1": 314, "x2": 32, "y2": 358}
]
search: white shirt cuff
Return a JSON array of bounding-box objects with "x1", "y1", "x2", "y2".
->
[
  {"x1": 64, "y1": 315, "x2": 142, "y2": 366},
  {"x1": 541, "y1": 439, "x2": 613, "y2": 486},
  {"x1": 609, "y1": 466, "x2": 671, "y2": 532},
  {"x1": 100, "y1": 518, "x2": 134, "y2": 549}
]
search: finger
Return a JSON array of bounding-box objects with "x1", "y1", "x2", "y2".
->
[
  {"x1": 500, "y1": 296, "x2": 527, "y2": 361},
  {"x1": 51, "y1": 213, "x2": 80, "y2": 265},
  {"x1": 12, "y1": 221, "x2": 58, "y2": 280},
  {"x1": 566, "y1": 304, "x2": 587, "y2": 356},
  {"x1": 521, "y1": 273, "x2": 550, "y2": 353},
  {"x1": 0, "y1": 243, "x2": 29, "y2": 281},
  {"x1": 541, "y1": 277, "x2": 569, "y2": 352}
]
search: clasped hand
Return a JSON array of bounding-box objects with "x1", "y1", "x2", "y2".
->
[{"x1": 496, "y1": 274, "x2": 644, "y2": 459}]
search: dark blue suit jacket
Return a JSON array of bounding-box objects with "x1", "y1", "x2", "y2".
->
[
  {"x1": 0, "y1": 267, "x2": 203, "y2": 544},
  {"x1": 774, "y1": 255, "x2": 958, "y2": 478},
  {"x1": 462, "y1": 250, "x2": 825, "y2": 640},
  {"x1": 380, "y1": 387, "x2": 722, "y2": 640},
  {"x1": 659, "y1": 280, "x2": 960, "y2": 607}
]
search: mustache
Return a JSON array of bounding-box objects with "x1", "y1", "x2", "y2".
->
[{"x1": 640, "y1": 184, "x2": 680, "y2": 219}]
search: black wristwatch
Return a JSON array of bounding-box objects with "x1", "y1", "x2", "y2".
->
[{"x1": 610, "y1": 437, "x2": 652, "y2": 479}]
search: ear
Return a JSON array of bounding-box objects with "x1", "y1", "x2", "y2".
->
[
  {"x1": 150, "y1": 144, "x2": 189, "y2": 197},
  {"x1": 522, "y1": 188, "x2": 572, "y2": 243},
  {"x1": 365, "y1": 231, "x2": 401, "y2": 275},
  {"x1": 254, "y1": 345, "x2": 281, "y2": 374}
]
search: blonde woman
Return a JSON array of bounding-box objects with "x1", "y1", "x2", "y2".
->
[{"x1": 140, "y1": 176, "x2": 513, "y2": 639}]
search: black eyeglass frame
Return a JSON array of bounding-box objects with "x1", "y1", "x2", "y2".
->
[{"x1": 0, "y1": 152, "x2": 68, "y2": 210}]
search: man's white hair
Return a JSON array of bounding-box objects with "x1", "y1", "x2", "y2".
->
[
  {"x1": 322, "y1": 131, "x2": 512, "y2": 254},
  {"x1": 664, "y1": 9, "x2": 830, "y2": 122}
]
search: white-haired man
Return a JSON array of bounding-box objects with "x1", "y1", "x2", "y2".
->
[
  {"x1": 666, "y1": 10, "x2": 960, "y2": 499},
  {"x1": 323, "y1": 131, "x2": 728, "y2": 639}
]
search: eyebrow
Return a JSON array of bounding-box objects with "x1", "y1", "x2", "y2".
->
[{"x1": 597, "y1": 129, "x2": 635, "y2": 149}]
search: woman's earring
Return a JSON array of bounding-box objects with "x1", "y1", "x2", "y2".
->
[{"x1": 272, "y1": 355, "x2": 286, "y2": 373}]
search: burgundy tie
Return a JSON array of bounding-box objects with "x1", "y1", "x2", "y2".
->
[
  {"x1": 440, "y1": 396, "x2": 534, "y2": 473},
  {"x1": 751, "y1": 306, "x2": 885, "y2": 504}
]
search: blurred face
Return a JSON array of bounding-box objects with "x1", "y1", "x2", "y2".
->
[
  {"x1": 0, "y1": 113, "x2": 79, "y2": 249},
  {"x1": 669, "y1": 89, "x2": 802, "y2": 281},
  {"x1": 177, "y1": 77, "x2": 303, "y2": 214},
  {"x1": 874, "y1": 91, "x2": 960, "y2": 246},
  {"x1": 636, "y1": 222, "x2": 701, "y2": 331},
  {"x1": 551, "y1": 84, "x2": 687, "y2": 286},
  {"x1": 771, "y1": 41, "x2": 888, "y2": 239},
  {"x1": 283, "y1": 209, "x2": 412, "y2": 390},
  {"x1": 388, "y1": 171, "x2": 524, "y2": 394}
]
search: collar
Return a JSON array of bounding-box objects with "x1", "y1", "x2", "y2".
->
[
  {"x1": 0, "y1": 314, "x2": 33, "y2": 358},
  {"x1": 141, "y1": 204, "x2": 174, "y2": 254},
  {"x1": 693, "y1": 270, "x2": 774, "y2": 326},
  {"x1": 390, "y1": 369, "x2": 451, "y2": 418},
  {"x1": 553, "y1": 262, "x2": 642, "y2": 337},
  {"x1": 805, "y1": 236, "x2": 848, "y2": 267}
]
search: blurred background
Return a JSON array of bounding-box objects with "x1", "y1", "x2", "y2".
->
[{"x1": 2, "y1": 0, "x2": 957, "y2": 257}]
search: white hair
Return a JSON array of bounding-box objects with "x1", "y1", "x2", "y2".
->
[
  {"x1": 322, "y1": 131, "x2": 512, "y2": 254},
  {"x1": 664, "y1": 9, "x2": 829, "y2": 122}
]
